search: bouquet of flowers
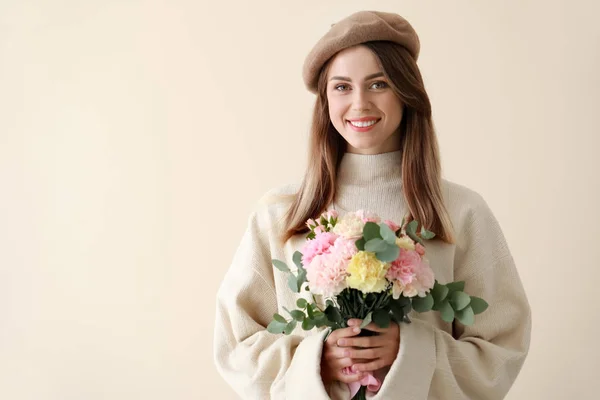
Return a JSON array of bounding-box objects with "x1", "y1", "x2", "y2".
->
[{"x1": 268, "y1": 209, "x2": 488, "y2": 400}]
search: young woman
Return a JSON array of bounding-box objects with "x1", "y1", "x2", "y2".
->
[{"x1": 214, "y1": 10, "x2": 531, "y2": 400}]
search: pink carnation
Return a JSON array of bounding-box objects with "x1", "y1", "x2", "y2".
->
[
  {"x1": 300, "y1": 231, "x2": 338, "y2": 267},
  {"x1": 386, "y1": 249, "x2": 435, "y2": 298},
  {"x1": 304, "y1": 236, "x2": 357, "y2": 297},
  {"x1": 306, "y1": 252, "x2": 349, "y2": 297},
  {"x1": 322, "y1": 210, "x2": 338, "y2": 220},
  {"x1": 331, "y1": 236, "x2": 358, "y2": 261},
  {"x1": 356, "y1": 209, "x2": 381, "y2": 224}
]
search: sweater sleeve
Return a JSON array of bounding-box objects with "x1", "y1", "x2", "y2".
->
[
  {"x1": 371, "y1": 194, "x2": 532, "y2": 400},
  {"x1": 213, "y1": 208, "x2": 332, "y2": 399}
]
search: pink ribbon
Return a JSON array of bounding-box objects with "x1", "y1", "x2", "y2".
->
[{"x1": 342, "y1": 367, "x2": 382, "y2": 398}]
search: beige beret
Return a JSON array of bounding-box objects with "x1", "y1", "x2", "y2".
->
[{"x1": 302, "y1": 10, "x2": 421, "y2": 94}]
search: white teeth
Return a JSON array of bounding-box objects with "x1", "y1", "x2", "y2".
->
[{"x1": 349, "y1": 120, "x2": 377, "y2": 127}]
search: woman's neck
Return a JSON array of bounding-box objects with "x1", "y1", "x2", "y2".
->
[{"x1": 333, "y1": 150, "x2": 406, "y2": 223}]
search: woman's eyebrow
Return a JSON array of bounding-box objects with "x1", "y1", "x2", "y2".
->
[{"x1": 329, "y1": 72, "x2": 385, "y2": 82}]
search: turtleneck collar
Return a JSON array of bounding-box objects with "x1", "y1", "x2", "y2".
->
[
  {"x1": 332, "y1": 150, "x2": 406, "y2": 223},
  {"x1": 337, "y1": 150, "x2": 403, "y2": 187}
]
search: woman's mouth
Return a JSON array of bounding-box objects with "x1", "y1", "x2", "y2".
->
[{"x1": 346, "y1": 118, "x2": 381, "y2": 132}]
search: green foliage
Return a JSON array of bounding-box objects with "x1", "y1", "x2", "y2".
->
[
  {"x1": 412, "y1": 292, "x2": 434, "y2": 313},
  {"x1": 373, "y1": 309, "x2": 391, "y2": 328},
  {"x1": 456, "y1": 306, "x2": 475, "y2": 326},
  {"x1": 439, "y1": 300, "x2": 455, "y2": 323},
  {"x1": 272, "y1": 259, "x2": 289, "y2": 272},
  {"x1": 430, "y1": 281, "x2": 449, "y2": 303},
  {"x1": 292, "y1": 251, "x2": 303, "y2": 269},
  {"x1": 355, "y1": 238, "x2": 366, "y2": 251},
  {"x1": 363, "y1": 222, "x2": 382, "y2": 241},
  {"x1": 469, "y1": 297, "x2": 489, "y2": 315},
  {"x1": 296, "y1": 298, "x2": 308, "y2": 308},
  {"x1": 379, "y1": 223, "x2": 397, "y2": 244},
  {"x1": 449, "y1": 291, "x2": 471, "y2": 311},
  {"x1": 365, "y1": 238, "x2": 387, "y2": 252}
]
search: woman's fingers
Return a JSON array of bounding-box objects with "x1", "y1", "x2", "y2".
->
[
  {"x1": 344, "y1": 347, "x2": 381, "y2": 360},
  {"x1": 348, "y1": 319, "x2": 399, "y2": 334},
  {"x1": 336, "y1": 370, "x2": 365, "y2": 384},
  {"x1": 323, "y1": 326, "x2": 362, "y2": 360},
  {"x1": 352, "y1": 358, "x2": 388, "y2": 373},
  {"x1": 326, "y1": 326, "x2": 362, "y2": 351},
  {"x1": 328, "y1": 326, "x2": 362, "y2": 343},
  {"x1": 337, "y1": 335, "x2": 383, "y2": 348}
]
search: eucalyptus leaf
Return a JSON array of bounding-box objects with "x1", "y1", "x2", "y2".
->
[
  {"x1": 306, "y1": 303, "x2": 315, "y2": 319},
  {"x1": 290, "y1": 310, "x2": 305, "y2": 321},
  {"x1": 389, "y1": 300, "x2": 405, "y2": 322},
  {"x1": 365, "y1": 238, "x2": 388, "y2": 252},
  {"x1": 439, "y1": 300, "x2": 455, "y2": 323},
  {"x1": 446, "y1": 281, "x2": 465, "y2": 293},
  {"x1": 267, "y1": 320, "x2": 286, "y2": 334},
  {"x1": 405, "y1": 220, "x2": 418, "y2": 236},
  {"x1": 363, "y1": 222, "x2": 382, "y2": 241},
  {"x1": 314, "y1": 314, "x2": 328, "y2": 328},
  {"x1": 273, "y1": 313, "x2": 287, "y2": 323},
  {"x1": 296, "y1": 298, "x2": 308, "y2": 308},
  {"x1": 396, "y1": 295, "x2": 411, "y2": 307},
  {"x1": 296, "y1": 266, "x2": 307, "y2": 291},
  {"x1": 292, "y1": 251, "x2": 303, "y2": 269},
  {"x1": 469, "y1": 296, "x2": 489, "y2": 315},
  {"x1": 355, "y1": 238, "x2": 366, "y2": 251},
  {"x1": 272, "y1": 259, "x2": 290, "y2": 272},
  {"x1": 360, "y1": 311, "x2": 373, "y2": 328},
  {"x1": 325, "y1": 305, "x2": 343, "y2": 324},
  {"x1": 449, "y1": 291, "x2": 471, "y2": 311},
  {"x1": 373, "y1": 309, "x2": 391, "y2": 328},
  {"x1": 420, "y1": 226, "x2": 436, "y2": 240},
  {"x1": 412, "y1": 293, "x2": 434, "y2": 313},
  {"x1": 288, "y1": 274, "x2": 299, "y2": 293},
  {"x1": 379, "y1": 223, "x2": 397, "y2": 244},
  {"x1": 302, "y1": 318, "x2": 315, "y2": 330},
  {"x1": 284, "y1": 320, "x2": 297, "y2": 335},
  {"x1": 431, "y1": 282, "x2": 449, "y2": 304},
  {"x1": 456, "y1": 306, "x2": 475, "y2": 326},
  {"x1": 405, "y1": 226, "x2": 424, "y2": 245},
  {"x1": 376, "y1": 245, "x2": 400, "y2": 262}
]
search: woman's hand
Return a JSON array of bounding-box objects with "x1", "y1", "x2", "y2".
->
[
  {"x1": 336, "y1": 318, "x2": 400, "y2": 373},
  {"x1": 320, "y1": 325, "x2": 366, "y2": 385}
]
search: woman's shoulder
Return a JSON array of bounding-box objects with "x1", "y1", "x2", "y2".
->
[
  {"x1": 245, "y1": 181, "x2": 301, "y2": 230},
  {"x1": 440, "y1": 178, "x2": 498, "y2": 231},
  {"x1": 441, "y1": 178, "x2": 487, "y2": 207},
  {"x1": 258, "y1": 182, "x2": 301, "y2": 207}
]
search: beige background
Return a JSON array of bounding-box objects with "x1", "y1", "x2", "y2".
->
[{"x1": 1, "y1": 0, "x2": 598, "y2": 399}]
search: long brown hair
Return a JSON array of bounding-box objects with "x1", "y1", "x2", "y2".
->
[{"x1": 277, "y1": 41, "x2": 455, "y2": 246}]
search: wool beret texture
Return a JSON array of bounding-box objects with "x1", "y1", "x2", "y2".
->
[{"x1": 302, "y1": 10, "x2": 421, "y2": 94}]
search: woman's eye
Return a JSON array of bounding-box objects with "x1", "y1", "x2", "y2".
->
[
  {"x1": 371, "y1": 81, "x2": 388, "y2": 89},
  {"x1": 335, "y1": 84, "x2": 349, "y2": 91}
]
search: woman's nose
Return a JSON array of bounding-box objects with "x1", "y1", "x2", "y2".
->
[{"x1": 351, "y1": 89, "x2": 371, "y2": 112}]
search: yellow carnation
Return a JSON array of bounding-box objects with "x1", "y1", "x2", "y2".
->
[
  {"x1": 395, "y1": 236, "x2": 416, "y2": 250},
  {"x1": 346, "y1": 251, "x2": 390, "y2": 293}
]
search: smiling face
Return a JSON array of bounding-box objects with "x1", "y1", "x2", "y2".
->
[{"x1": 326, "y1": 45, "x2": 404, "y2": 155}]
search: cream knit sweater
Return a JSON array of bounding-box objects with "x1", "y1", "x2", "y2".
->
[{"x1": 214, "y1": 150, "x2": 531, "y2": 399}]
